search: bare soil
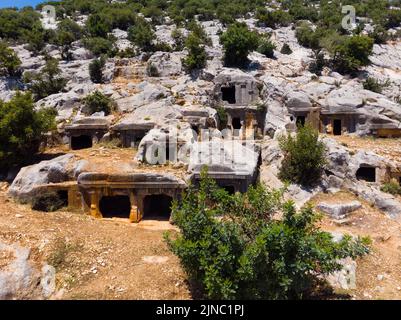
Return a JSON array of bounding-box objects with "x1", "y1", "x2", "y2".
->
[
  {"x1": 312, "y1": 191, "x2": 401, "y2": 300},
  {"x1": 0, "y1": 191, "x2": 190, "y2": 300}
]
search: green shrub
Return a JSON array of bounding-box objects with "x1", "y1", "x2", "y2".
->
[
  {"x1": 363, "y1": 77, "x2": 389, "y2": 94},
  {"x1": 215, "y1": 106, "x2": 228, "y2": 128},
  {"x1": 279, "y1": 125, "x2": 326, "y2": 187},
  {"x1": 332, "y1": 35, "x2": 374, "y2": 74},
  {"x1": 280, "y1": 43, "x2": 293, "y2": 55},
  {"x1": 31, "y1": 191, "x2": 68, "y2": 212},
  {"x1": 256, "y1": 8, "x2": 293, "y2": 29},
  {"x1": 370, "y1": 25, "x2": 389, "y2": 44},
  {"x1": 165, "y1": 168, "x2": 370, "y2": 300},
  {"x1": 56, "y1": 18, "x2": 83, "y2": 60},
  {"x1": 0, "y1": 92, "x2": 56, "y2": 170},
  {"x1": 381, "y1": 180, "x2": 401, "y2": 196},
  {"x1": 83, "y1": 37, "x2": 116, "y2": 56},
  {"x1": 86, "y1": 13, "x2": 112, "y2": 38},
  {"x1": 187, "y1": 21, "x2": 212, "y2": 46},
  {"x1": 0, "y1": 7, "x2": 42, "y2": 41},
  {"x1": 89, "y1": 56, "x2": 106, "y2": 83},
  {"x1": 146, "y1": 63, "x2": 159, "y2": 77},
  {"x1": 220, "y1": 22, "x2": 260, "y2": 68},
  {"x1": 172, "y1": 28, "x2": 186, "y2": 51},
  {"x1": 309, "y1": 50, "x2": 326, "y2": 75},
  {"x1": 83, "y1": 90, "x2": 114, "y2": 115},
  {"x1": 23, "y1": 57, "x2": 67, "y2": 101},
  {"x1": 257, "y1": 38, "x2": 276, "y2": 58},
  {"x1": 128, "y1": 17, "x2": 155, "y2": 52},
  {"x1": 295, "y1": 23, "x2": 321, "y2": 49},
  {"x1": 183, "y1": 33, "x2": 208, "y2": 72},
  {"x1": 0, "y1": 42, "x2": 21, "y2": 76}
]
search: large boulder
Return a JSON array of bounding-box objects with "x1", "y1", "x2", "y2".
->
[
  {"x1": 317, "y1": 201, "x2": 362, "y2": 220},
  {"x1": 188, "y1": 140, "x2": 259, "y2": 177},
  {"x1": 115, "y1": 81, "x2": 171, "y2": 112},
  {"x1": 135, "y1": 124, "x2": 195, "y2": 164},
  {"x1": 285, "y1": 91, "x2": 312, "y2": 110},
  {"x1": 147, "y1": 52, "x2": 183, "y2": 77},
  {"x1": 113, "y1": 100, "x2": 183, "y2": 131},
  {"x1": 0, "y1": 242, "x2": 56, "y2": 300},
  {"x1": 8, "y1": 154, "x2": 87, "y2": 202}
]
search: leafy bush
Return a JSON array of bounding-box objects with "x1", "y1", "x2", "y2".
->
[
  {"x1": 363, "y1": 77, "x2": 389, "y2": 94},
  {"x1": 86, "y1": 13, "x2": 112, "y2": 38},
  {"x1": 295, "y1": 23, "x2": 321, "y2": 49},
  {"x1": 332, "y1": 35, "x2": 374, "y2": 74},
  {"x1": 0, "y1": 7, "x2": 42, "y2": 41},
  {"x1": 0, "y1": 92, "x2": 56, "y2": 170},
  {"x1": 370, "y1": 25, "x2": 389, "y2": 44},
  {"x1": 281, "y1": 43, "x2": 293, "y2": 55},
  {"x1": 172, "y1": 28, "x2": 186, "y2": 51},
  {"x1": 279, "y1": 125, "x2": 326, "y2": 187},
  {"x1": 56, "y1": 18, "x2": 83, "y2": 60},
  {"x1": 182, "y1": 33, "x2": 208, "y2": 72},
  {"x1": 257, "y1": 38, "x2": 276, "y2": 58},
  {"x1": 146, "y1": 63, "x2": 159, "y2": 77},
  {"x1": 215, "y1": 106, "x2": 228, "y2": 128},
  {"x1": 23, "y1": 57, "x2": 67, "y2": 101},
  {"x1": 220, "y1": 22, "x2": 260, "y2": 68},
  {"x1": 89, "y1": 56, "x2": 106, "y2": 83},
  {"x1": 83, "y1": 37, "x2": 116, "y2": 56},
  {"x1": 83, "y1": 90, "x2": 114, "y2": 115},
  {"x1": 128, "y1": 17, "x2": 155, "y2": 52},
  {"x1": 0, "y1": 42, "x2": 21, "y2": 76},
  {"x1": 256, "y1": 8, "x2": 293, "y2": 29},
  {"x1": 309, "y1": 50, "x2": 326, "y2": 75},
  {"x1": 187, "y1": 21, "x2": 212, "y2": 46},
  {"x1": 381, "y1": 180, "x2": 401, "y2": 196},
  {"x1": 165, "y1": 168, "x2": 370, "y2": 300},
  {"x1": 31, "y1": 191, "x2": 68, "y2": 212}
]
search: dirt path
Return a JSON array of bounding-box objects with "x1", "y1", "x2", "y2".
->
[
  {"x1": 0, "y1": 191, "x2": 190, "y2": 300},
  {"x1": 312, "y1": 191, "x2": 401, "y2": 300}
]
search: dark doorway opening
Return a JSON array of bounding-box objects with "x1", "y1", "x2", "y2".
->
[
  {"x1": 232, "y1": 118, "x2": 242, "y2": 130},
  {"x1": 399, "y1": 177, "x2": 401, "y2": 185},
  {"x1": 57, "y1": 190, "x2": 68, "y2": 207},
  {"x1": 296, "y1": 116, "x2": 306, "y2": 127},
  {"x1": 99, "y1": 195, "x2": 131, "y2": 218},
  {"x1": 221, "y1": 86, "x2": 236, "y2": 104},
  {"x1": 191, "y1": 124, "x2": 200, "y2": 135},
  {"x1": 333, "y1": 119, "x2": 342, "y2": 136},
  {"x1": 356, "y1": 166, "x2": 376, "y2": 182},
  {"x1": 222, "y1": 185, "x2": 235, "y2": 194},
  {"x1": 143, "y1": 194, "x2": 172, "y2": 220},
  {"x1": 71, "y1": 135, "x2": 92, "y2": 150}
]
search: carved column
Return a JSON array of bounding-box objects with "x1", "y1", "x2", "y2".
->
[
  {"x1": 129, "y1": 191, "x2": 141, "y2": 223},
  {"x1": 89, "y1": 190, "x2": 101, "y2": 218}
]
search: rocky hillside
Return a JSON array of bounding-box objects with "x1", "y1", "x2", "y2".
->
[{"x1": 1, "y1": 0, "x2": 401, "y2": 300}]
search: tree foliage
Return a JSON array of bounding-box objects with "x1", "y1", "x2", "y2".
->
[
  {"x1": 83, "y1": 90, "x2": 114, "y2": 115},
  {"x1": 89, "y1": 56, "x2": 106, "y2": 83},
  {"x1": 220, "y1": 22, "x2": 260, "y2": 68},
  {"x1": 257, "y1": 37, "x2": 276, "y2": 58},
  {"x1": 166, "y1": 168, "x2": 370, "y2": 300},
  {"x1": 279, "y1": 125, "x2": 326, "y2": 187},
  {"x1": 182, "y1": 33, "x2": 208, "y2": 72},
  {"x1": 0, "y1": 42, "x2": 21, "y2": 76},
  {"x1": 23, "y1": 57, "x2": 67, "y2": 101},
  {"x1": 128, "y1": 17, "x2": 155, "y2": 52},
  {"x1": 0, "y1": 92, "x2": 56, "y2": 170},
  {"x1": 332, "y1": 35, "x2": 374, "y2": 74}
]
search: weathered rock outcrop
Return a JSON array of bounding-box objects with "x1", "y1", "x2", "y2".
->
[
  {"x1": 147, "y1": 52, "x2": 183, "y2": 77},
  {"x1": 0, "y1": 242, "x2": 55, "y2": 300},
  {"x1": 8, "y1": 155, "x2": 88, "y2": 201}
]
